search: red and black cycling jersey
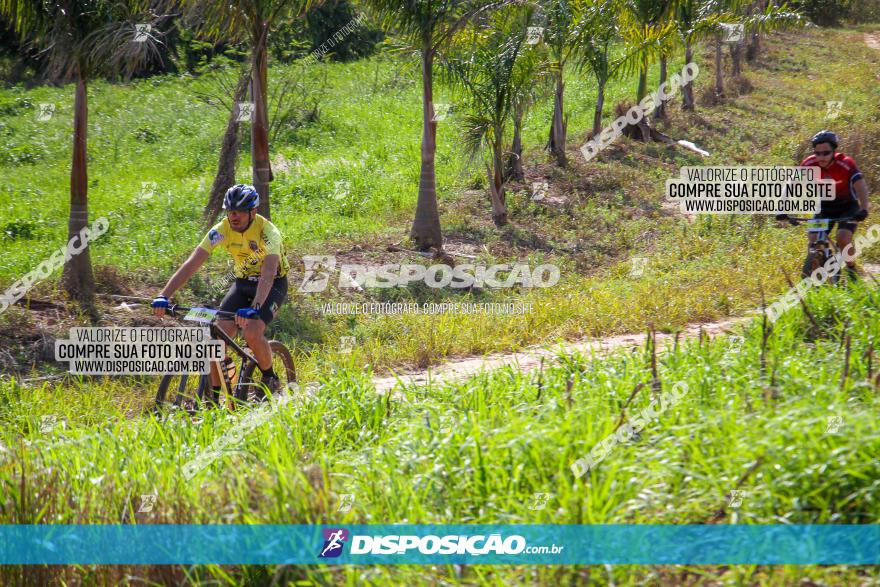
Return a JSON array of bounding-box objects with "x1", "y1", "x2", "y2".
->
[{"x1": 799, "y1": 152, "x2": 864, "y2": 203}]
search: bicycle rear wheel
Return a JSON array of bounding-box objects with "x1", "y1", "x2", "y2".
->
[
  {"x1": 155, "y1": 372, "x2": 208, "y2": 411},
  {"x1": 239, "y1": 340, "x2": 296, "y2": 400}
]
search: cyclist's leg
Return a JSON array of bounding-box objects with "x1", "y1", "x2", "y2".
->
[
  {"x1": 242, "y1": 318, "x2": 272, "y2": 370},
  {"x1": 242, "y1": 277, "x2": 289, "y2": 395},
  {"x1": 836, "y1": 228, "x2": 855, "y2": 264},
  {"x1": 834, "y1": 201, "x2": 860, "y2": 269},
  {"x1": 241, "y1": 277, "x2": 288, "y2": 371}
]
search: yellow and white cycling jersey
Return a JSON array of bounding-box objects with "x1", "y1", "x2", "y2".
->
[{"x1": 199, "y1": 214, "x2": 290, "y2": 279}]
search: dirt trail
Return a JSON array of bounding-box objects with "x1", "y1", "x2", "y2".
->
[
  {"x1": 373, "y1": 317, "x2": 746, "y2": 393},
  {"x1": 373, "y1": 263, "x2": 880, "y2": 394},
  {"x1": 865, "y1": 32, "x2": 880, "y2": 50}
]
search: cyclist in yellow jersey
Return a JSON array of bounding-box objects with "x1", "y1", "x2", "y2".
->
[{"x1": 151, "y1": 184, "x2": 288, "y2": 400}]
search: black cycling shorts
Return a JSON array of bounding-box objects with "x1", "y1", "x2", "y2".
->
[
  {"x1": 219, "y1": 277, "x2": 288, "y2": 324},
  {"x1": 816, "y1": 199, "x2": 860, "y2": 234}
]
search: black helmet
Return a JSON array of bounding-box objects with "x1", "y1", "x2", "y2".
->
[
  {"x1": 810, "y1": 130, "x2": 838, "y2": 149},
  {"x1": 223, "y1": 184, "x2": 260, "y2": 211}
]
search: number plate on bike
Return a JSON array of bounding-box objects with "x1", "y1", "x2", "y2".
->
[
  {"x1": 183, "y1": 307, "x2": 218, "y2": 323},
  {"x1": 805, "y1": 219, "x2": 830, "y2": 232}
]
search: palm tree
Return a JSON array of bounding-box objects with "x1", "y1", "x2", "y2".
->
[
  {"x1": 366, "y1": 0, "x2": 509, "y2": 250},
  {"x1": 507, "y1": 29, "x2": 550, "y2": 181},
  {"x1": 574, "y1": 0, "x2": 624, "y2": 135},
  {"x1": 444, "y1": 8, "x2": 546, "y2": 225},
  {"x1": 0, "y1": 0, "x2": 162, "y2": 311},
  {"x1": 178, "y1": 0, "x2": 318, "y2": 219},
  {"x1": 671, "y1": 0, "x2": 725, "y2": 110},
  {"x1": 541, "y1": 0, "x2": 578, "y2": 167},
  {"x1": 619, "y1": 0, "x2": 675, "y2": 105},
  {"x1": 652, "y1": 0, "x2": 684, "y2": 119},
  {"x1": 745, "y1": 0, "x2": 767, "y2": 62}
]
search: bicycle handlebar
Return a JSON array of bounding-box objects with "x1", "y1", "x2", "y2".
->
[
  {"x1": 166, "y1": 303, "x2": 237, "y2": 320},
  {"x1": 782, "y1": 215, "x2": 859, "y2": 225},
  {"x1": 102, "y1": 295, "x2": 235, "y2": 319}
]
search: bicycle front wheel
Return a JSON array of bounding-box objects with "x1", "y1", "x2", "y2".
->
[
  {"x1": 239, "y1": 340, "x2": 296, "y2": 400},
  {"x1": 801, "y1": 250, "x2": 822, "y2": 281},
  {"x1": 155, "y1": 372, "x2": 209, "y2": 411}
]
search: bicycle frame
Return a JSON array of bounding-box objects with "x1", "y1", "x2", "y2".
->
[
  {"x1": 806, "y1": 222, "x2": 835, "y2": 264},
  {"x1": 166, "y1": 304, "x2": 261, "y2": 405}
]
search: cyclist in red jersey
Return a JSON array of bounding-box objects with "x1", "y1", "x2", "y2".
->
[{"x1": 783, "y1": 131, "x2": 869, "y2": 279}]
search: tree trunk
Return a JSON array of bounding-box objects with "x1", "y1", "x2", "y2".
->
[
  {"x1": 746, "y1": 28, "x2": 760, "y2": 62},
  {"x1": 636, "y1": 64, "x2": 648, "y2": 102},
  {"x1": 204, "y1": 71, "x2": 250, "y2": 223},
  {"x1": 714, "y1": 34, "x2": 724, "y2": 96},
  {"x1": 635, "y1": 64, "x2": 652, "y2": 131},
  {"x1": 410, "y1": 44, "x2": 443, "y2": 250},
  {"x1": 251, "y1": 22, "x2": 273, "y2": 219},
  {"x1": 636, "y1": 118, "x2": 652, "y2": 142},
  {"x1": 730, "y1": 38, "x2": 742, "y2": 77},
  {"x1": 548, "y1": 70, "x2": 567, "y2": 167},
  {"x1": 593, "y1": 79, "x2": 605, "y2": 137},
  {"x1": 62, "y1": 73, "x2": 96, "y2": 313},
  {"x1": 488, "y1": 132, "x2": 508, "y2": 227},
  {"x1": 682, "y1": 42, "x2": 695, "y2": 111},
  {"x1": 654, "y1": 57, "x2": 667, "y2": 119},
  {"x1": 506, "y1": 106, "x2": 525, "y2": 182},
  {"x1": 746, "y1": 0, "x2": 765, "y2": 62}
]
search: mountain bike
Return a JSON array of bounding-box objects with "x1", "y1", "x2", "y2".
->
[
  {"x1": 781, "y1": 215, "x2": 860, "y2": 284},
  {"x1": 154, "y1": 303, "x2": 295, "y2": 412}
]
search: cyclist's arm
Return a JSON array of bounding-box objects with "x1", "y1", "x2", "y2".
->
[
  {"x1": 159, "y1": 247, "x2": 210, "y2": 299},
  {"x1": 854, "y1": 177, "x2": 869, "y2": 214},
  {"x1": 252, "y1": 254, "x2": 280, "y2": 309},
  {"x1": 251, "y1": 220, "x2": 284, "y2": 310}
]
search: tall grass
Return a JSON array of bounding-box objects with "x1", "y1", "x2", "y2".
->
[{"x1": 2, "y1": 280, "x2": 879, "y2": 585}]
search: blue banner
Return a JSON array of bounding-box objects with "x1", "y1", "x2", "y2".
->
[{"x1": 1, "y1": 524, "x2": 877, "y2": 565}]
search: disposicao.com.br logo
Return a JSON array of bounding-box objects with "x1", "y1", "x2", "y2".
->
[
  {"x1": 317, "y1": 528, "x2": 564, "y2": 559},
  {"x1": 319, "y1": 528, "x2": 349, "y2": 558},
  {"x1": 298, "y1": 255, "x2": 560, "y2": 292}
]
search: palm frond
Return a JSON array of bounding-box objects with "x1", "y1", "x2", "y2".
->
[
  {"x1": 174, "y1": 0, "x2": 317, "y2": 44},
  {"x1": 742, "y1": 2, "x2": 809, "y2": 34},
  {"x1": 0, "y1": 0, "x2": 168, "y2": 80},
  {"x1": 460, "y1": 111, "x2": 493, "y2": 162},
  {"x1": 616, "y1": 21, "x2": 675, "y2": 79}
]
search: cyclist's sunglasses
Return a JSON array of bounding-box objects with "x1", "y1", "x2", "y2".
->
[{"x1": 813, "y1": 149, "x2": 834, "y2": 156}]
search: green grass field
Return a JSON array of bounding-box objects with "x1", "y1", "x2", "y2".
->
[
  {"x1": 2, "y1": 27, "x2": 880, "y2": 380},
  {"x1": 1, "y1": 21, "x2": 880, "y2": 587},
  {"x1": 2, "y1": 273, "x2": 879, "y2": 585}
]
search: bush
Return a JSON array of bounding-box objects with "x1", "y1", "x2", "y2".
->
[
  {"x1": 173, "y1": 28, "x2": 249, "y2": 74},
  {"x1": 791, "y1": 0, "x2": 851, "y2": 26},
  {"x1": 271, "y1": 0, "x2": 384, "y2": 63},
  {"x1": 2, "y1": 219, "x2": 39, "y2": 240},
  {"x1": 0, "y1": 143, "x2": 44, "y2": 165},
  {"x1": 731, "y1": 74, "x2": 753, "y2": 96},
  {"x1": 848, "y1": 0, "x2": 880, "y2": 20},
  {"x1": 0, "y1": 96, "x2": 33, "y2": 117},
  {"x1": 133, "y1": 126, "x2": 160, "y2": 143}
]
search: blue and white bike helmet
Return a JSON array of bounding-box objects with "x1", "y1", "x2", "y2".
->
[{"x1": 223, "y1": 184, "x2": 260, "y2": 210}]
